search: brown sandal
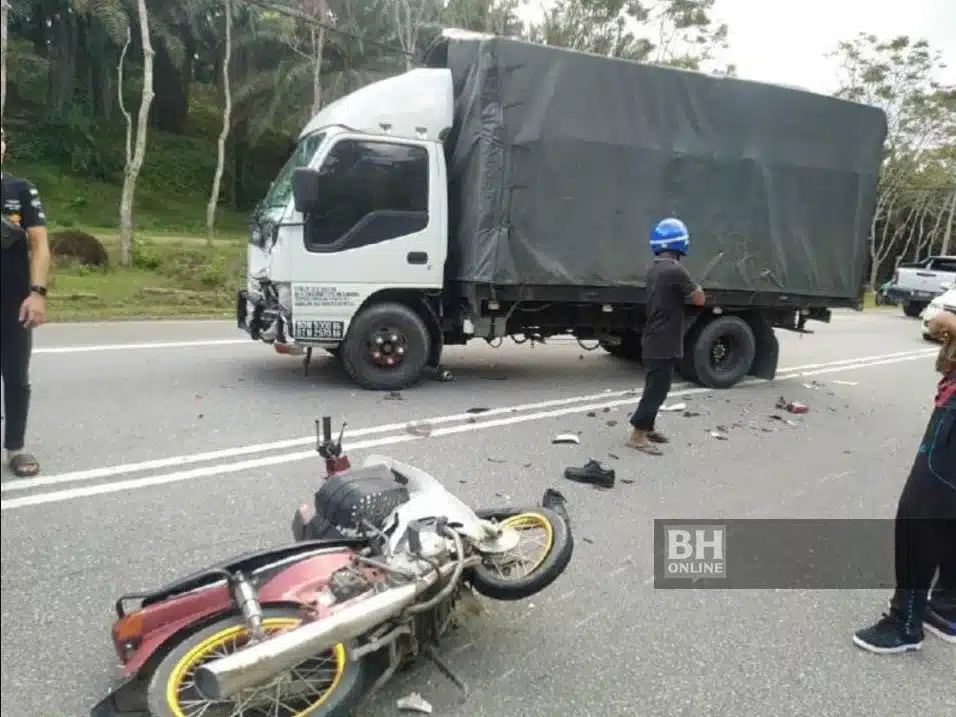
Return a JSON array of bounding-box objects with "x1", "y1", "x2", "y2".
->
[
  {"x1": 9, "y1": 453, "x2": 40, "y2": 477},
  {"x1": 625, "y1": 439, "x2": 663, "y2": 456}
]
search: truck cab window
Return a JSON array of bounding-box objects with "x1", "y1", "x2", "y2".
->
[{"x1": 304, "y1": 139, "x2": 429, "y2": 253}]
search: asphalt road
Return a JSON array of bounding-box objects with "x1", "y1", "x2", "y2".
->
[{"x1": 2, "y1": 309, "x2": 954, "y2": 717}]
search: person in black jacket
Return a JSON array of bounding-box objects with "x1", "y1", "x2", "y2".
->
[
  {"x1": 1, "y1": 127, "x2": 52, "y2": 477},
  {"x1": 626, "y1": 218, "x2": 706, "y2": 455}
]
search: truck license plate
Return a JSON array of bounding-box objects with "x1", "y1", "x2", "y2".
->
[{"x1": 294, "y1": 320, "x2": 344, "y2": 341}]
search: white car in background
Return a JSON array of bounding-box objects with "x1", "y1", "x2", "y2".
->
[{"x1": 921, "y1": 283, "x2": 956, "y2": 341}]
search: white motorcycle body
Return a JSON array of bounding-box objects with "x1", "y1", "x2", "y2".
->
[{"x1": 362, "y1": 454, "x2": 519, "y2": 556}]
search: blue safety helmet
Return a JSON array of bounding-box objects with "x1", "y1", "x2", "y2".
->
[{"x1": 649, "y1": 217, "x2": 690, "y2": 256}]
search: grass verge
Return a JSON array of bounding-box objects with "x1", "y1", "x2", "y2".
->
[{"x1": 48, "y1": 232, "x2": 245, "y2": 321}]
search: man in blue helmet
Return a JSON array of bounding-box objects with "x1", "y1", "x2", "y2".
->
[{"x1": 627, "y1": 218, "x2": 706, "y2": 456}]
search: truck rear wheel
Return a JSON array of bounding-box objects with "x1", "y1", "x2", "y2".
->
[
  {"x1": 903, "y1": 301, "x2": 925, "y2": 318},
  {"x1": 340, "y1": 302, "x2": 431, "y2": 391},
  {"x1": 682, "y1": 315, "x2": 756, "y2": 389}
]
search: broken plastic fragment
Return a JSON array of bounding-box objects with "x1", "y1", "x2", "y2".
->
[
  {"x1": 660, "y1": 402, "x2": 686, "y2": 412},
  {"x1": 397, "y1": 693, "x2": 433, "y2": 714},
  {"x1": 709, "y1": 429, "x2": 729, "y2": 440},
  {"x1": 552, "y1": 433, "x2": 580, "y2": 444},
  {"x1": 405, "y1": 421, "x2": 433, "y2": 437}
]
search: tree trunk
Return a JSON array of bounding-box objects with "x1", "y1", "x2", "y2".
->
[
  {"x1": 118, "y1": 27, "x2": 132, "y2": 165},
  {"x1": 206, "y1": 0, "x2": 233, "y2": 244},
  {"x1": 119, "y1": 0, "x2": 155, "y2": 268},
  {"x1": 311, "y1": 26, "x2": 326, "y2": 117},
  {"x1": 0, "y1": 0, "x2": 9, "y2": 122},
  {"x1": 942, "y1": 187, "x2": 956, "y2": 256}
]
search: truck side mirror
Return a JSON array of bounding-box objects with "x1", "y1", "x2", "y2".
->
[{"x1": 293, "y1": 168, "x2": 323, "y2": 214}]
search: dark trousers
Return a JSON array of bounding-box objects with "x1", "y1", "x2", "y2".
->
[
  {"x1": 0, "y1": 303, "x2": 32, "y2": 451},
  {"x1": 889, "y1": 402, "x2": 956, "y2": 620},
  {"x1": 629, "y1": 358, "x2": 674, "y2": 432}
]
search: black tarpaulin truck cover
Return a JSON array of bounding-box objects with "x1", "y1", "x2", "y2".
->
[{"x1": 425, "y1": 34, "x2": 887, "y2": 298}]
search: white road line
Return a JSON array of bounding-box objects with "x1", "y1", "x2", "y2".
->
[
  {"x1": 34, "y1": 339, "x2": 250, "y2": 354},
  {"x1": 0, "y1": 350, "x2": 936, "y2": 512},
  {"x1": 2, "y1": 347, "x2": 935, "y2": 495}
]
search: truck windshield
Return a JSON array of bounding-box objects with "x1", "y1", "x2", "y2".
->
[{"x1": 260, "y1": 131, "x2": 326, "y2": 210}]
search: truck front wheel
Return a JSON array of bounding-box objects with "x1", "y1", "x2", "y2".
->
[
  {"x1": 340, "y1": 302, "x2": 431, "y2": 391},
  {"x1": 903, "y1": 301, "x2": 925, "y2": 318},
  {"x1": 681, "y1": 315, "x2": 756, "y2": 389}
]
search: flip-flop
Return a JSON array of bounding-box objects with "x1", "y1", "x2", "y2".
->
[
  {"x1": 9, "y1": 453, "x2": 40, "y2": 477},
  {"x1": 625, "y1": 439, "x2": 663, "y2": 456},
  {"x1": 648, "y1": 431, "x2": 670, "y2": 444}
]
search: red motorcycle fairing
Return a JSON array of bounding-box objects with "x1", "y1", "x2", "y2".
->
[{"x1": 114, "y1": 547, "x2": 358, "y2": 676}]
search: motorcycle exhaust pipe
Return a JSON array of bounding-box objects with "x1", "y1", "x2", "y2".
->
[{"x1": 193, "y1": 560, "x2": 462, "y2": 700}]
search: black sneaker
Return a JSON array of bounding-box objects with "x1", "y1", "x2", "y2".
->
[
  {"x1": 924, "y1": 604, "x2": 956, "y2": 643},
  {"x1": 564, "y1": 459, "x2": 615, "y2": 489},
  {"x1": 853, "y1": 612, "x2": 924, "y2": 654}
]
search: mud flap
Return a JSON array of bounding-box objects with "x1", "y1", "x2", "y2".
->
[
  {"x1": 89, "y1": 677, "x2": 147, "y2": 717},
  {"x1": 746, "y1": 315, "x2": 779, "y2": 381}
]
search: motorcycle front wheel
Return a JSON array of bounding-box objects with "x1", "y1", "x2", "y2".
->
[
  {"x1": 469, "y1": 507, "x2": 574, "y2": 601},
  {"x1": 146, "y1": 606, "x2": 372, "y2": 717}
]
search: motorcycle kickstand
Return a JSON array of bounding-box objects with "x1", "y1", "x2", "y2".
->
[{"x1": 424, "y1": 645, "x2": 469, "y2": 701}]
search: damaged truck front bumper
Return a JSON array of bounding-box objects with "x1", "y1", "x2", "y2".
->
[{"x1": 237, "y1": 288, "x2": 290, "y2": 345}]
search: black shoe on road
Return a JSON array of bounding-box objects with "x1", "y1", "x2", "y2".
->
[
  {"x1": 564, "y1": 459, "x2": 615, "y2": 489},
  {"x1": 853, "y1": 612, "x2": 924, "y2": 654}
]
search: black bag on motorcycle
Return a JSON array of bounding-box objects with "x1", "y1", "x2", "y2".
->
[{"x1": 307, "y1": 464, "x2": 410, "y2": 539}]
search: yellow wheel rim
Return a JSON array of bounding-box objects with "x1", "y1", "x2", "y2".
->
[
  {"x1": 488, "y1": 512, "x2": 555, "y2": 577},
  {"x1": 165, "y1": 617, "x2": 347, "y2": 717}
]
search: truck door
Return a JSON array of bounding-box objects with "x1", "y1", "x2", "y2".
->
[
  {"x1": 296, "y1": 134, "x2": 446, "y2": 290},
  {"x1": 917, "y1": 257, "x2": 956, "y2": 297}
]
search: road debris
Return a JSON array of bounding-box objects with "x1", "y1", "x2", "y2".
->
[
  {"x1": 552, "y1": 433, "x2": 581, "y2": 444},
  {"x1": 435, "y1": 368, "x2": 454, "y2": 382},
  {"x1": 487, "y1": 457, "x2": 506, "y2": 463},
  {"x1": 384, "y1": 391, "x2": 404, "y2": 401},
  {"x1": 832, "y1": 379, "x2": 858, "y2": 386},
  {"x1": 606, "y1": 419, "x2": 618, "y2": 427},
  {"x1": 397, "y1": 693, "x2": 433, "y2": 714},
  {"x1": 660, "y1": 402, "x2": 686, "y2": 412},
  {"x1": 564, "y1": 459, "x2": 615, "y2": 488},
  {"x1": 405, "y1": 421, "x2": 433, "y2": 437},
  {"x1": 682, "y1": 410, "x2": 701, "y2": 418},
  {"x1": 542, "y1": 488, "x2": 571, "y2": 525},
  {"x1": 709, "y1": 427, "x2": 729, "y2": 440},
  {"x1": 467, "y1": 407, "x2": 490, "y2": 414},
  {"x1": 776, "y1": 397, "x2": 809, "y2": 414}
]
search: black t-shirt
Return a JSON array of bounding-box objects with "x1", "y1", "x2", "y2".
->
[
  {"x1": 1, "y1": 172, "x2": 47, "y2": 302},
  {"x1": 641, "y1": 257, "x2": 697, "y2": 360}
]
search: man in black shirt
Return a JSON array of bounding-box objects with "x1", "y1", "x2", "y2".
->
[
  {"x1": 627, "y1": 218, "x2": 705, "y2": 455},
  {"x1": 1, "y1": 127, "x2": 51, "y2": 476}
]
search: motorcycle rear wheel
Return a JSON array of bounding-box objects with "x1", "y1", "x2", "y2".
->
[
  {"x1": 469, "y1": 507, "x2": 573, "y2": 601},
  {"x1": 146, "y1": 606, "x2": 370, "y2": 717}
]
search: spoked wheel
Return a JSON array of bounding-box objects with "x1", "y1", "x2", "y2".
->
[
  {"x1": 469, "y1": 507, "x2": 574, "y2": 601},
  {"x1": 147, "y1": 608, "x2": 370, "y2": 717}
]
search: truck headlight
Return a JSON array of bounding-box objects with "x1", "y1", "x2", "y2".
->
[{"x1": 276, "y1": 282, "x2": 293, "y2": 311}]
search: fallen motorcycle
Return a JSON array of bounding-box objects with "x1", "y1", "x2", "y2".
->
[{"x1": 91, "y1": 416, "x2": 574, "y2": 717}]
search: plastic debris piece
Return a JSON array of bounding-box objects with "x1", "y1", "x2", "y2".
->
[
  {"x1": 682, "y1": 410, "x2": 701, "y2": 418},
  {"x1": 552, "y1": 433, "x2": 581, "y2": 444},
  {"x1": 710, "y1": 429, "x2": 729, "y2": 440},
  {"x1": 787, "y1": 401, "x2": 809, "y2": 414},
  {"x1": 397, "y1": 693, "x2": 433, "y2": 714},
  {"x1": 405, "y1": 421, "x2": 433, "y2": 437},
  {"x1": 660, "y1": 402, "x2": 687, "y2": 412},
  {"x1": 487, "y1": 457, "x2": 506, "y2": 463}
]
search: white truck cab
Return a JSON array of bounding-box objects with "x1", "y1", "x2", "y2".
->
[{"x1": 240, "y1": 68, "x2": 454, "y2": 384}]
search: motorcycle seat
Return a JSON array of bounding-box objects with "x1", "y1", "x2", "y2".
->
[{"x1": 312, "y1": 462, "x2": 411, "y2": 537}]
